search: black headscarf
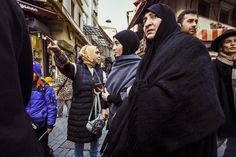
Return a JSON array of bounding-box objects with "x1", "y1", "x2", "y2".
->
[
  {"x1": 137, "y1": 3, "x2": 180, "y2": 79},
  {"x1": 101, "y1": 3, "x2": 224, "y2": 157},
  {"x1": 113, "y1": 29, "x2": 140, "y2": 55}
]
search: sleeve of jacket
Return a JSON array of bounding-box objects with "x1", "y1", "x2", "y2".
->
[
  {"x1": 107, "y1": 94, "x2": 122, "y2": 106},
  {"x1": 56, "y1": 60, "x2": 75, "y2": 80},
  {"x1": 45, "y1": 85, "x2": 57, "y2": 128}
]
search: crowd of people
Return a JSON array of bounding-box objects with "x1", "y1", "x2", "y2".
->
[{"x1": 1, "y1": 0, "x2": 236, "y2": 157}]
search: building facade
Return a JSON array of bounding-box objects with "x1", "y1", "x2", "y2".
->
[
  {"x1": 18, "y1": 0, "x2": 112, "y2": 78},
  {"x1": 130, "y1": 0, "x2": 236, "y2": 56}
]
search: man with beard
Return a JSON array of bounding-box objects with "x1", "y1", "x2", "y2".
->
[{"x1": 177, "y1": 9, "x2": 198, "y2": 35}]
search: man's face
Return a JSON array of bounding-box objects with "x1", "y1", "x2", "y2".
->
[
  {"x1": 222, "y1": 36, "x2": 236, "y2": 56},
  {"x1": 180, "y1": 13, "x2": 198, "y2": 35},
  {"x1": 143, "y1": 11, "x2": 162, "y2": 40}
]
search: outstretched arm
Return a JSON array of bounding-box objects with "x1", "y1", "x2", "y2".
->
[{"x1": 48, "y1": 42, "x2": 75, "y2": 80}]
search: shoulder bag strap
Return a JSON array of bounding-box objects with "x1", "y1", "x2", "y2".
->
[
  {"x1": 56, "y1": 78, "x2": 68, "y2": 96},
  {"x1": 94, "y1": 69, "x2": 102, "y2": 84},
  {"x1": 88, "y1": 94, "x2": 102, "y2": 120}
]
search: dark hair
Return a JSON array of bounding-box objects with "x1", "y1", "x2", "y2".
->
[{"x1": 177, "y1": 9, "x2": 197, "y2": 24}]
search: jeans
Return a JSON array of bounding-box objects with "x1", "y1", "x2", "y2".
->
[
  {"x1": 74, "y1": 139, "x2": 99, "y2": 157},
  {"x1": 223, "y1": 137, "x2": 236, "y2": 157}
]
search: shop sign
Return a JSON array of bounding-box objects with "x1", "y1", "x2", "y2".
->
[{"x1": 17, "y1": 0, "x2": 56, "y2": 18}]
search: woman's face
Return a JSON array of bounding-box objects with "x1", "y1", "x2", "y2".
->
[
  {"x1": 92, "y1": 47, "x2": 101, "y2": 64},
  {"x1": 221, "y1": 36, "x2": 236, "y2": 56},
  {"x1": 112, "y1": 38, "x2": 123, "y2": 57},
  {"x1": 143, "y1": 11, "x2": 162, "y2": 40}
]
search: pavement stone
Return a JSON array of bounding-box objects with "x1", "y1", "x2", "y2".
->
[
  {"x1": 49, "y1": 116, "x2": 226, "y2": 157},
  {"x1": 49, "y1": 116, "x2": 107, "y2": 157}
]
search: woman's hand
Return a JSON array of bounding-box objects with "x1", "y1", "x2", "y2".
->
[
  {"x1": 102, "y1": 109, "x2": 109, "y2": 120},
  {"x1": 47, "y1": 41, "x2": 60, "y2": 54},
  {"x1": 101, "y1": 88, "x2": 110, "y2": 101}
]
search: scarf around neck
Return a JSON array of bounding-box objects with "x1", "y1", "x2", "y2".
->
[{"x1": 217, "y1": 52, "x2": 236, "y2": 110}]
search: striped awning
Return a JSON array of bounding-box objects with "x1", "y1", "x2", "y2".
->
[{"x1": 195, "y1": 28, "x2": 236, "y2": 41}]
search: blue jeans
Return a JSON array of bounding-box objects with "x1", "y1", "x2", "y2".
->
[
  {"x1": 74, "y1": 139, "x2": 99, "y2": 157},
  {"x1": 223, "y1": 137, "x2": 236, "y2": 157}
]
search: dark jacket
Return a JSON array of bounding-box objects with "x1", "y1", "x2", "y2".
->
[
  {"x1": 213, "y1": 59, "x2": 236, "y2": 137},
  {"x1": 0, "y1": 0, "x2": 44, "y2": 156},
  {"x1": 101, "y1": 4, "x2": 224, "y2": 157},
  {"x1": 62, "y1": 63, "x2": 104, "y2": 143}
]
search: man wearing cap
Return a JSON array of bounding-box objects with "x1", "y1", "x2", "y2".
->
[{"x1": 212, "y1": 29, "x2": 236, "y2": 157}]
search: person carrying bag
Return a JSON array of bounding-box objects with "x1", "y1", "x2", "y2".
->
[{"x1": 86, "y1": 94, "x2": 105, "y2": 135}]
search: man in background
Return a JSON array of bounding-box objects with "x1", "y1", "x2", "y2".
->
[{"x1": 177, "y1": 9, "x2": 198, "y2": 35}]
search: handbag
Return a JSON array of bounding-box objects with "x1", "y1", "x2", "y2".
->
[{"x1": 86, "y1": 94, "x2": 105, "y2": 134}]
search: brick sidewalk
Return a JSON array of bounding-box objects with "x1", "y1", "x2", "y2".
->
[
  {"x1": 49, "y1": 117, "x2": 225, "y2": 157},
  {"x1": 48, "y1": 117, "x2": 107, "y2": 157}
]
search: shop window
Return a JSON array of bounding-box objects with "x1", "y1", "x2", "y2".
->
[
  {"x1": 78, "y1": 12, "x2": 81, "y2": 27},
  {"x1": 32, "y1": 35, "x2": 43, "y2": 62},
  {"x1": 198, "y1": 0, "x2": 210, "y2": 17},
  {"x1": 71, "y1": 1, "x2": 75, "y2": 19},
  {"x1": 220, "y1": 9, "x2": 229, "y2": 24},
  {"x1": 232, "y1": 8, "x2": 236, "y2": 26}
]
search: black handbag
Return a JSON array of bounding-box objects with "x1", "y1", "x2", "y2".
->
[{"x1": 86, "y1": 94, "x2": 105, "y2": 135}]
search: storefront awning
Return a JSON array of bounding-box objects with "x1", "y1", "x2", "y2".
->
[
  {"x1": 17, "y1": 0, "x2": 57, "y2": 18},
  {"x1": 83, "y1": 25, "x2": 110, "y2": 47},
  {"x1": 27, "y1": 18, "x2": 50, "y2": 34},
  {"x1": 195, "y1": 28, "x2": 236, "y2": 41}
]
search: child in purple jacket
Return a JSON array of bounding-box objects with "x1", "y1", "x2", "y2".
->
[{"x1": 26, "y1": 61, "x2": 57, "y2": 156}]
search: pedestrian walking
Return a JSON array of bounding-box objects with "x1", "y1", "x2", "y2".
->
[
  {"x1": 0, "y1": 0, "x2": 44, "y2": 156},
  {"x1": 47, "y1": 43, "x2": 105, "y2": 157},
  {"x1": 26, "y1": 61, "x2": 57, "y2": 156},
  {"x1": 212, "y1": 29, "x2": 236, "y2": 157},
  {"x1": 101, "y1": 3, "x2": 224, "y2": 157}
]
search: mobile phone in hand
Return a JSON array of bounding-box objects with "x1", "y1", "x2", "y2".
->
[{"x1": 95, "y1": 83, "x2": 104, "y2": 92}]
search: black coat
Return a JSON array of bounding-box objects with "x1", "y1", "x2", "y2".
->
[
  {"x1": 213, "y1": 59, "x2": 236, "y2": 137},
  {"x1": 67, "y1": 63, "x2": 103, "y2": 143},
  {"x1": 0, "y1": 0, "x2": 44, "y2": 156},
  {"x1": 101, "y1": 4, "x2": 224, "y2": 157}
]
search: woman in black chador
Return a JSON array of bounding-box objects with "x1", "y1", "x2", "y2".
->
[{"x1": 101, "y1": 3, "x2": 224, "y2": 157}]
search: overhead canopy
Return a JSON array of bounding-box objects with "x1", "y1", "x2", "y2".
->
[
  {"x1": 83, "y1": 25, "x2": 110, "y2": 47},
  {"x1": 195, "y1": 28, "x2": 236, "y2": 41},
  {"x1": 17, "y1": 0, "x2": 57, "y2": 18}
]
